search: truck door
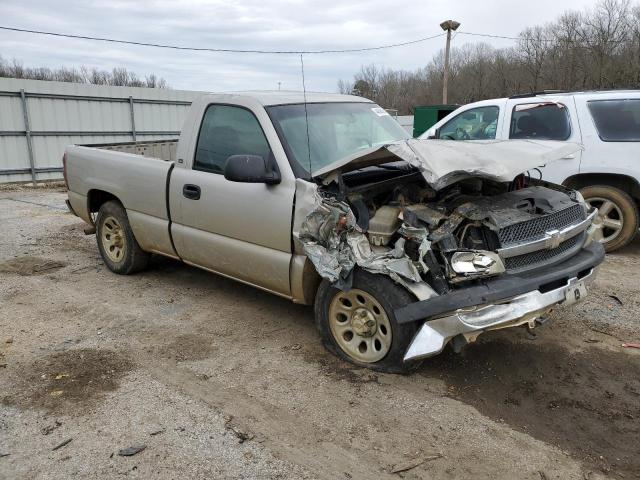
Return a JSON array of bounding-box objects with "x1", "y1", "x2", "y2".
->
[
  {"x1": 504, "y1": 96, "x2": 582, "y2": 184},
  {"x1": 169, "y1": 102, "x2": 296, "y2": 297}
]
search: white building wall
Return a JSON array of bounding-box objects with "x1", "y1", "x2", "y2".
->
[{"x1": 0, "y1": 78, "x2": 205, "y2": 183}]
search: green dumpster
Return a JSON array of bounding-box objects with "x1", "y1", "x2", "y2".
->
[{"x1": 412, "y1": 104, "x2": 459, "y2": 138}]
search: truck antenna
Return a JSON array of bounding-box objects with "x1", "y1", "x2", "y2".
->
[{"x1": 300, "y1": 54, "x2": 312, "y2": 177}]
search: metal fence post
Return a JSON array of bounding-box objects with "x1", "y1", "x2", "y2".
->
[
  {"x1": 129, "y1": 96, "x2": 137, "y2": 143},
  {"x1": 19, "y1": 89, "x2": 37, "y2": 185}
]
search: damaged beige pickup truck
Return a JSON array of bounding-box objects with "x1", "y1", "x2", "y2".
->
[{"x1": 65, "y1": 92, "x2": 605, "y2": 373}]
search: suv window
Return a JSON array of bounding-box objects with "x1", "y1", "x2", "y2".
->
[
  {"x1": 194, "y1": 105, "x2": 272, "y2": 174},
  {"x1": 509, "y1": 103, "x2": 571, "y2": 140},
  {"x1": 439, "y1": 106, "x2": 499, "y2": 140},
  {"x1": 588, "y1": 99, "x2": 640, "y2": 142}
]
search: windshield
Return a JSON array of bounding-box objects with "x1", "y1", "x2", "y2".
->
[{"x1": 266, "y1": 102, "x2": 410, "y2": 176}]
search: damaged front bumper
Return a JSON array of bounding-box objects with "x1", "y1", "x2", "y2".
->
[{"x1": 399, "y1": 242, "x2": 605, "y2": 362}]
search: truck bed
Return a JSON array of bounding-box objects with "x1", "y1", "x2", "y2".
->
[
  {"x1": 80, "y1": 139, "x2": 178, "y2": 162},
  {"x1": 66, "y1": 142, "x2": 175, "y2": 228}
]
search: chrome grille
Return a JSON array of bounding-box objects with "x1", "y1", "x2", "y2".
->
[
  {"x1": 504, "y1": 233, "x2": 584, "y2": 271},
  {"x1": 498, "y1": 204, "x2": 586, "y2": 246}
]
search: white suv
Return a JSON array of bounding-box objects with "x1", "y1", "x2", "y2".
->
[{"x1": 421, "y1": 90, "x2": 640, "y2": 252}]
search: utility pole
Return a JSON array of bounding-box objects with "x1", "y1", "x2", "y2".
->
[{"x1": 440, "y1": 20, "x2": 460, "y2": 104}]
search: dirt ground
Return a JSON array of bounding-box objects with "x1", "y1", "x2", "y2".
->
[{"x1": 0, "y1": 186, "x2": 639, "y2": 480}]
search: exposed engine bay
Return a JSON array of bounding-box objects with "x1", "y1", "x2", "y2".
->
[{"x1": 297, "y1": 161, "x2": 587, "y2": 295}]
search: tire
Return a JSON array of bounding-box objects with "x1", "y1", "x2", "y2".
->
[
  {"x1": 580, "y1": 185, "x2": 639, "y2": 253},
  {"x1": 314, "y1": 269, "x2": 421, "y2": 374},
  {"x1": 96, "y1": 200, "x2": 150, "y2": 274}
]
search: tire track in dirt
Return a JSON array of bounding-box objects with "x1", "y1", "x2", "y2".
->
[
  {"x1": 421, "y1": 338, "x2": 640, "y2": 476},
  {"x1": 139, "y1": 356, "x2": 395, "y2": 480}
]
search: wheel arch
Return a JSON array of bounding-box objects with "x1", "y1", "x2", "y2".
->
[
  {"x1": 87, "y1": 189, "x2": 123, "y2": 223},
  {"x1": 563, "y1": 173, "x2": 640, "y2": 203},
  {"x1": 291, "y1": 255, "x2": 321, "y2": 305}
]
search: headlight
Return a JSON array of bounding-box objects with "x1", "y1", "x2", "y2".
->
[{"x1": 450, "y1": 251, "x2": 505, "y2": 278}]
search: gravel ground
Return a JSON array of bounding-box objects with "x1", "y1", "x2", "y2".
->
[{"x1": 0, "y1": 186, "x2": 639, "y2": 480}]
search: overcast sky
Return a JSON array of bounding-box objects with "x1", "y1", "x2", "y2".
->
[{"x1": 1, "y1": 0, "x2": 600, "y2": 93}]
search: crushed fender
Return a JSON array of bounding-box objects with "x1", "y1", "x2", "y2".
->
[{"x1": 298, "y1": 194, "x2": 423, "y2": 286}]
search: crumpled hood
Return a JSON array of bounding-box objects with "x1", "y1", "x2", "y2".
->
[{"x1": 313, "y1": 139, "x2": 582, "y2": 190}]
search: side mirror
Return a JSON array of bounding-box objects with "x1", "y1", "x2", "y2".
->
[
  {"x1": 224, "y1": 154, "x2": 281, "y2": 185},
  {"x1": 431, "y1": 128, "x2": 441, "y2": 139}
]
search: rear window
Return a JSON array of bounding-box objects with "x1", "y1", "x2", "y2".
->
[
  {"x1": 509, "y1": 103, "x2": 571, "y2": 140},
  {"x1": 588, "y1": 99, "x2": 640, "y2": 142}
]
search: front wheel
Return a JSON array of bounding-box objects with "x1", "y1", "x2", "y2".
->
[
  {"x1": 581, "y1": 185, "x2": 639, "y2": 252},
  {"x1": 314, "y1": 269, "x2": 420, "y2": 374}
]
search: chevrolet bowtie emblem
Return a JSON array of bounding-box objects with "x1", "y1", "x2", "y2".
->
[{"x1": 546, "y1": 229, "x2": 561, "y2": 249}]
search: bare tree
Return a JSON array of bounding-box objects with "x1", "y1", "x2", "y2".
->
[
  {"x1": 0, "y1": 56, "x2": 169, "y2": 88},
  {"x1": 338, "y1": 0, "x2": 640, "y2": 113}
]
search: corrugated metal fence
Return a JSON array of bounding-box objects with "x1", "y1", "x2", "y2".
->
[{"x1": 0, "y1": 78, "x2": 204, "y2": 183}]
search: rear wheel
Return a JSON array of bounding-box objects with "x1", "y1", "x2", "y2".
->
[
  {"x1": 581, "y1": 185, "x2": 639, "y2": 252},
  {"x1": 314, "y1": 269, "x2": 420, "y2": 373},
  {"x1": 96, "y1": 200, "x2": 150, "y2": 274}
]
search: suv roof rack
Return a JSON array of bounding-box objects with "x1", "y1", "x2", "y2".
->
[{"x1": 508, "y1": 90, "x2": 567, "y2": 99}]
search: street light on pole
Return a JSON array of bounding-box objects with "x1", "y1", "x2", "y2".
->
[{"x1": 440, "y1": 19, "x2": 460, "y2": 104}]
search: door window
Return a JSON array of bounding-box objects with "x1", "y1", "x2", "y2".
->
[
  {"x1": 509, "y1": 103, "x2": 571, "y2": 140},
  {"x1": 194, "y1": 105, "x2": 272, "y2": 174},
  {"x1": 439, "y1": 106, "x2": 499, "y2": 140},
  {"x1": 588, "y1": 99, "x2": 640, "y2": 142}
]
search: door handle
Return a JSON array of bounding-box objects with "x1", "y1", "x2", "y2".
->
[{"x1": 183, "y1": 184, "x2": 201, "y2": 200}]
